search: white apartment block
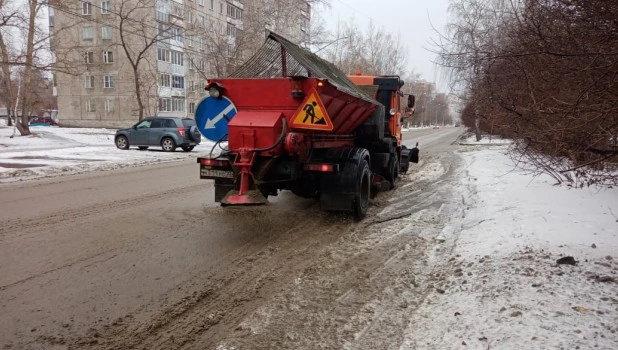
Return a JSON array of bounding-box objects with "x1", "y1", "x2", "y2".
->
[{"x1": 49, "y1": 0, "x2": 309, "y2": 128}]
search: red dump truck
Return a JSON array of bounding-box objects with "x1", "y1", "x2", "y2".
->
[{"x1": 195, "y1": 32, "x2": 418, "y2": 219}]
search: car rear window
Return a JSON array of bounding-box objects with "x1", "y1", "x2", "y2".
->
[{"x1": 182, "y1": 119, "x2": 196, "y2": 127}]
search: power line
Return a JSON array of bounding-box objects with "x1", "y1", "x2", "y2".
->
[{"x1": 332, "y1": 0, "x2": 372, "y2": 20}]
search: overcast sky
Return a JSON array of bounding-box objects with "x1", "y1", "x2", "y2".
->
[{"x1": 314, "y1": 0, "x2": 451, "y2": 92}]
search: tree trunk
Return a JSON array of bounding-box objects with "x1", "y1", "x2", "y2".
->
[
  {"x1": 134, "y1": 69, "x2": 144, "y2": 120},
  {"x1": 16, "y1": 0, "x2": 38, "y2": 136},
  {"x1": 0, "y1": 7, "x2": 15, "y2": 128},
  {"x1": 474, "y1": 107, "x2": 481, "y2": 141}
]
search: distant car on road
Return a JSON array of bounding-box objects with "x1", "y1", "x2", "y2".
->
[
  {"x1": 115, "y1": 117, "x2": 201, "y2": 152},
  {"x1": 433, "y1": 125, "x2": 440, "y2": 129}
]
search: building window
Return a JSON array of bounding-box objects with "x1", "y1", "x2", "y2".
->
[
  {"x1": 219, "y1": 22, "x2": 225, "y2": 35},
  {"x1": 199, "y1": 60, "x2": 205, "y2": 71},
  {"x1": 84, "y1": 75, "x2": 94, "y2": 89},
  {"x1": 49, "y1": 8, "x2": 55, "y2": 27},
  {"x1": 158, "y1": 23, "x2": 168, "y2": 36},
  {"x1": 187, "y1": 35, "x2": 193, "y2": 47},
  {"x1": 103, "y1": 51, "x2": 113, "y2": 63},
  {"x1": 209, "y1": 0, "x2": 213, "y2": 10},
  {"x1": 159, "y1": 73, "x2": 170, "y2": 87},
  {"x1": 83, "y1": 26, "x2": 94, "y2": 41},
  {"x1": 226, "y1": 23, "x2": 236, "y2": 37},
  {"x1": 198, "y1": 14, "x2": 204, "y2": 27},
  {"x1": 219, "y1": 2, "x2": 223, "y2": 14},
  {"x1": 157, "y1": 48, "x2": 169, "y2": 62},
  {"x1": 156, "y1": 10, "x2": 168, "y2": 23},
  {"x1": 82, "y1": 1, "x2": 92, "y2": 15},
  {"x1": 101, "y1": 25, "x2": 112, "y2": 40},
  {"x1": 84, "y1": 51, "x2": 94, "y2": 64},
  {"x1": 105, "y1": 98, "x2": 114, "y2": 112},
  {"x1": 189, "y1": 58, "x2": 195, "y2": 70},
  {"x1": 171, "y1": 51, "x2": 184, "y2": 66},
  {"x1": 172, "y1": 5, "x2": 183, "y2": 18},
  {"x1": 199, "y1": 37, "x2": 204, "y2": 51},
  {"x1": 172, "y1": 75, "x2": 184, "y2": 89},
  {"x1": 170, "y1": 26, "x2": 182, "y2": 41},
  {"x1": 158, "y1": 98, "x2": 171, "y2": 112},
  {"x1": 189, "y1": 102, "x2": 195, "y2": 114},
  {"x1": 172, "y1": 98, "x2": 185, "y2": 112},
  {"x1": 101, "y1": 1, "x2": 110, "y2": 14},
  {"x1": 227, "y1": 4, "x2": 242, "y2": 19},
  {"x1": 104, "y1": 75, "x2": 114, "y2": 88},
  {"x1": 86, "y1": 99, "x2": 96, "y2": 112},
  {"x1": 198, "y1": 0, "x2": 204, "y2": 6},
  {"x1": 189, "y1": 81, "x2": 195, "y2": 91}
]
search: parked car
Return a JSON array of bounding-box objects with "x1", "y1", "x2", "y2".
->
[
  {"x1": 433, "y1": 125, "x2": 440, "y2": 129},
  {"x1": 115, "y1": 117, "x2": 201, "y2": 152},
  {"x1": 28, "y1": 116, "x2": 59, "y2": 126}
]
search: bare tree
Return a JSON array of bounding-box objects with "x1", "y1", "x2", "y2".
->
[
  {"x1": 238, "y1": 0, "x2": 330, "y2": 64},
  {"x1": 1, "y1": 0, "x2": 84, "y2": 134},
  {"x1": 440, "y1": 0, "x2": 618, "y2": 186},
  {"x1": 115, "y1": 0, "x2": 163, "y2": 120},
  {"x1": 319, "y1": 19, "x2": 409, "y2": 76},
  {"x1": 0, "y1": 0, "x2": 20, "y2": 127}
]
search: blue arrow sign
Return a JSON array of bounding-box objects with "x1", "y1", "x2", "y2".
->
[{"x1": 195, "y1": 96, "x2": 238, "y2": 142}]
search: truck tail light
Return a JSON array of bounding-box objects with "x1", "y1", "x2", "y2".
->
[
  {"x1": 291, "y1": 80, "x2": 305, "y2": 99},
  {"x1": 178, "y1": 127, "x2": 186, "y2": 137},
  {"x1": 303, "y1": 163, "x2": 338, "y2": 172},
  {"x1": 200, "y1": 158, "x2": 228, "y2": 167}
]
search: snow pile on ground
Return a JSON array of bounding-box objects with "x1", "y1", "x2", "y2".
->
[
  {"x1": 0, "y1": 125, "x2": 216, "y2": 183},
  {"x1": 459, "y1": 132, "x2": 512, "y2": 145},
  {"x1": 403, "y1": 145, "x2": 618, "y2": 349}
]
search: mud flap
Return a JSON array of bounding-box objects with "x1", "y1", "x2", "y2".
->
[
  {"x1": 320, "y1": 164, "x2": 357, "y2": 212},
  {"x1": 410, "y1": 147, "x2": 419, "y2": 163},
  {"x1": 214, "y1": 179, "x2": 235, "y2": 202},
  {"x1": 221, "y1": 189, "x2": 267, "y2": 206}
]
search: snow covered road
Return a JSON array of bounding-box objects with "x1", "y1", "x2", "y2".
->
[{"x1": 1, "y1": 124, "x2": 617, "y2": 349}]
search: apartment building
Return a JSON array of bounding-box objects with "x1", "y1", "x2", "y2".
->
[{"x1": 50, "y1": 0, "x2": 310, "y2": 128}]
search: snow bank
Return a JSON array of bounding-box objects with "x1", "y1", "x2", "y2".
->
[
  {"x1": 0, "y1": 125, "x2": 216, "y2": 183},
  {"x1": 402, "y1": 146, "x2": 618, "y2": 349}
]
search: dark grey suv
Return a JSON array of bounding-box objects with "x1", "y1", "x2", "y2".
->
[{"x1": 115, "y1": 117, "x2": 201, "y2": 152}]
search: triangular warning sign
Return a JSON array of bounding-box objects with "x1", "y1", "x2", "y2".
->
[{"x1": 291, "y1": 88, "x2": 333, "y2": 131}]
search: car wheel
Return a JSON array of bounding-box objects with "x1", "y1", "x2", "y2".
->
[
  {"x1": 181, "y1": 145, "x2": 195, "y2": 152},
  {"x1": 161, "y1": 137, "x2": 176, "y2": 152},
  {"x1": 115, "y1": 135, "x2": 129, "y2": 150},
  {"x1": 138, "y1": 146, "x2": 149, "y2": 150}
]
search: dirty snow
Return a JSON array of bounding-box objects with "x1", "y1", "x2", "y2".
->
[
  {"x1": 400, "y1": 140, "x2": 618, "y2": 349},
  {"x1": 0, "y1": 124, "x2": 219, "y2": 183},
  {"x1": 1, "y1": 124, "x2": 617, "y2": 349}
]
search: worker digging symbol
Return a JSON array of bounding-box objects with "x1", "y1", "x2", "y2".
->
[
  {"x1": 291, "y1": 88, "x2": 334, "y2": 131},
  {"x1": 302, "y1": 101, "x2": 326, "y2": 125}
]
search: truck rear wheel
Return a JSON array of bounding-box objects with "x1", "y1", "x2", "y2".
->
[{"x1": 353, "y1": 160, "x2": 371, "y2": 219}]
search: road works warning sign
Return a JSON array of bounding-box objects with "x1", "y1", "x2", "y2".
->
[{"x1": 291, "y1": 89, "x2": 333, "y2": 131}]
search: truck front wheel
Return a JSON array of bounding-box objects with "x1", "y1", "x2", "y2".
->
[
  {"x1": 353, "y1": 160, "x2": 371, "y2": 220},
  {"x1": 386, "y1": 152, "x2": 399, "y2": 190}
]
